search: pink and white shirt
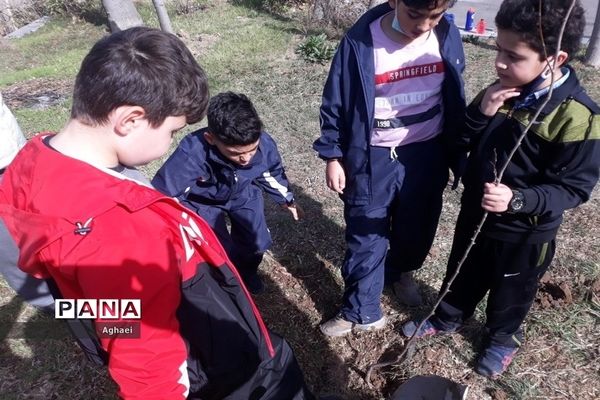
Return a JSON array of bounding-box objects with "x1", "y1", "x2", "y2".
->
[{"x1": 370, "y1": 14, "x2": 445, "y2": 148}]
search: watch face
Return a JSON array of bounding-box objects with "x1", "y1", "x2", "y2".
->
[
  {"x1": 510, "y1": 191, "x2": 525, "y2": 212},
  {"x1": 511, "y1": 198, "x2": 524, "y2": 211}
]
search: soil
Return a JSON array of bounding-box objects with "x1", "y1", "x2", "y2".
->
[{"x1": 2, "y1": 78, "x2": 72, "y2": 110}]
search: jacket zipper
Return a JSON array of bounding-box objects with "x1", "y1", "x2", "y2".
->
[{"x1": 506, "y1": 105, "x2": 516, "y2": 119}]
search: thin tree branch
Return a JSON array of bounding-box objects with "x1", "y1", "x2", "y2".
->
[{"x1": 365, "y1": 0, "x2": 577, "y2": 387}]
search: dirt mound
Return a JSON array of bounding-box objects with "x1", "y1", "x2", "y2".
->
[{"x1": 537, "y1": 275, "x2": 574, "y2": 309}]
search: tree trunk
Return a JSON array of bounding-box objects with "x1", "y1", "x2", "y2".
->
[
  {"x1": 102, "y1": 0, "x2": 143, "y2": 32},
  {"x1": 585, "y1": 2, "x2": 600, "y2": 67},
  {"x1": 152, "y1": 0, "x2": 173, "y2": 34}
]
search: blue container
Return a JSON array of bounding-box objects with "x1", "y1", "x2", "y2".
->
[{"x1": 465, "y1": 8, "x2": 475, "y2": 31}]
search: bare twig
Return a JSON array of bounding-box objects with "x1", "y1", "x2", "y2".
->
[{"x1": 365, "y1": 0, "x2": 578, "y2": 387}]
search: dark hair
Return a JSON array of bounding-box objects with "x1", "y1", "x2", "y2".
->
[
  {"x1": 207, "y1": 92, "x2": 263, "y2": 146},
  {"x1": 71, "y1": 27, "x2": 209, "y2": 127},
  {"x1": 495, "y1": 0, "x2": 585, "y2": 58},
  {"x1": 401, "y1": 0, "x2": 457, "y2": 10}
]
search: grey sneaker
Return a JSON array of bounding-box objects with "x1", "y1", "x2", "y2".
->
[
  {"x1": 401, "y1": 318, "x2": 460, "y2": 338},
  {"x1": 392, "y1": 272, "x2": 423, "y2": 306},
  {"x1": 402, "y1": 319, "x2": 442, "y2": 338},
  {"x1": 320, "y1": 314, "x2": 386, "y2": 337}
]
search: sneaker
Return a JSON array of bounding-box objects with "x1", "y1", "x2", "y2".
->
[
  {"x1": 475, "y1": 345, "x2": 519, "y2": 379},
  {"x1": 392, "y1": 272, "x2": 423, "y2": 306},
  {"x1": 320, "y1": 314, "x2": 386, "y2": 337},
  {"x1": 243, "y1": 273, "x2": 265, "y2": 295},
  {"x1": 401, "y1": 319, "x2": 446, "y2": 338}
]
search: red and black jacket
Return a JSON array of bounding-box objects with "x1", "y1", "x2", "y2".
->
[{"x1": 0, "y1": 135, "x2": 312, "y2": 399}]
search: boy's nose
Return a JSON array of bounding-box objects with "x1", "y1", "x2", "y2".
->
[
  {"x1": 415, "y1": 22, "x2": 428, "y2": 33},
  {"x1": 421, "y1": 18, "x2": 436, "y2": 29},
  {"x1": 494, "y1": 54, "x2": 507, "y2": 69}
]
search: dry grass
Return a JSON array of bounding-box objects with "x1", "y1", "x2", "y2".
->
[{"x1": 1, "y1": 3, "x2": 599, "y2": 399}]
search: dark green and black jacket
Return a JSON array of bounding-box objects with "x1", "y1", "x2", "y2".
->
[{"x1": 458, "y1": 66, "x2": 599, "y2": 243}]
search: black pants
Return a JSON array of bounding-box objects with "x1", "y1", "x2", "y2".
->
[{"x1": 433, "y1": 214, "x2": 556, "y2": 347}]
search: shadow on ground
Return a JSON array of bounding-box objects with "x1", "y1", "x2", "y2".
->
[{"x1": 0, "y1": 293, "x2": 115, "y2": 399}]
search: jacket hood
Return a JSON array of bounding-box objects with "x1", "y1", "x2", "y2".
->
[
  {"x1": 534, "y1": 66, "x2": 600, "y2": 116},
  {"x1": 0, "y1": 135, "x2": 163, "y2": 277},
  {"x1": 346, "y1": 3, "x2": 451, "y2": 45}
]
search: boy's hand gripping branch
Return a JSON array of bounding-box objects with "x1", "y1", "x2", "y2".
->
[{"x1": 481, "y1": 182, "x2": 513, "y2": 213}]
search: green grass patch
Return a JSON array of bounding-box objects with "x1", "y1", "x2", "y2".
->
[
  {"x1": 0, "y1": 17, "x2": 105, "y2": 88},
  {"x1": 296, "y1": 33, "x2": 336, "y2": 64},
  {"x1": 13, "y1": 104, "x2": 71, "y2": 136}
]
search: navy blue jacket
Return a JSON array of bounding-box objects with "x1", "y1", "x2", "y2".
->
[
  {"x1": 459, "y1": 66, "x2": 600, "y2": 243},
  {"x1": 152, "y1": 129, "x2": 294, "y2": 208},
  {"x1": 313, "y1": 3, "x2": 466, "y2": 205}
]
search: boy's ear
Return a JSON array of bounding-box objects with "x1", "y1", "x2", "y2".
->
[
  {"x1": 388, "y1": 0, "x2": 398, "y2": 9},
  {"x1": 554, "y1": 51, "x2": 569, "y2": 68},
  {"x1": 111, "y1": 105, "x2": 147, "y2": 136},
  {"x1": 544, "y1": 51, "x2": 569, "y2": 73},
  {"x1": 203, "y1": 131, "x2": 216, "y2": 145}
]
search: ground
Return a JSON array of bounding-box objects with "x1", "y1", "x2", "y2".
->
[{"x1": 1, "y1": 2, "x2": 599, "y2": 399}]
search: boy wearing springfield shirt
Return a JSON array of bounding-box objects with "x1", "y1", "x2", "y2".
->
[{"x1": 313, "y1": 0, "x2": 466, "y2": 336}]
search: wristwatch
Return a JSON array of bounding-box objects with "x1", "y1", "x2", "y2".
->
[{"x1": 507, "y1": 190, "x2": 525, "y2": 213}]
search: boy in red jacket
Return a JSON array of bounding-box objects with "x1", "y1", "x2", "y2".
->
[{"x1": 0, "y1": 27, "x2": 312, "y2": 399}]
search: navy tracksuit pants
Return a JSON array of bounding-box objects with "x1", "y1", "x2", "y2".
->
[
  {"x1": 433, "y1": 211, "x2": 556, "y2": 347},
  {"x1": 341, "y1": 137, "x2": 448, "y2": 324},
  {"x1": 188, "y1": 185, "x2": 272, "y2": 279}
]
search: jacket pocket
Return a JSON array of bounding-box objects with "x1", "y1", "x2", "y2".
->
[{"x1": 342, "y1": 173, "x2": 371, "y2": 205}]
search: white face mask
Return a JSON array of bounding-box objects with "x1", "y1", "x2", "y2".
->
[
  {"x1": 392, "y1": 0, "x2": 413, "y2": 37},
  {"x1": 391, "y1": 14, "x2": 410, "y2": 36}
]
